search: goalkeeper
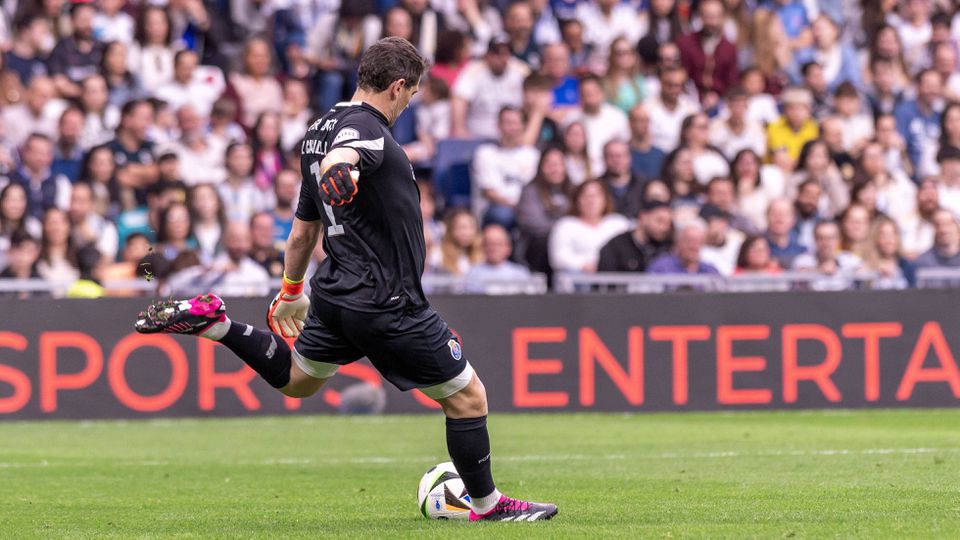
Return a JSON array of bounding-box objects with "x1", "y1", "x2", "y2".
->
[{"x1": 134, "y1": 37, "x2": 556, "y2": 523}]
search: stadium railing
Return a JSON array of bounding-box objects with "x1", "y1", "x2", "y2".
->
[
  {"x1": 916, "y1": 267, "x2": 960, "y2": 289},
  {"x1": 422, "y1": 273, "x2": 548, "y2": 295},
  {"x1": 553, "y1": 271, "x2": 880, "y2": 294}
]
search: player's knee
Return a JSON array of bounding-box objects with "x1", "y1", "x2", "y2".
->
[{"x1": 440, "y1": 375, "x2": 487, "y2": 418}]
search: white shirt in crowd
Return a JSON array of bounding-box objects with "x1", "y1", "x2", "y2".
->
[
  {"x1": 209, "y1": 254, "x2": 270, "y2": 297},
  {"x1": 576, "y1": 2, "x2": 643, "y2": 62},
  {"x1": 219, "y1": 181, "x2": 275, "y2": 224},
  {"x1": 164, "y1": 138, "x2": 228, "y2": 185},
  {"x1": 472, "y1": 143, "x2": 540, "y2": 208},
  {"x1": 568, "y1": 104, "x2": 630, "y2": 174},
  {"x1": 548, "y1": 214, "x2": 632, "y2": 272},
  {"x1": 839, "y1": 114, "x2": 875, "y2": 152},
  {"x1": 701, "y1": 230, "x2": 745, "y2": 276},
  {"x1": 452, "y1": 58, "x2": 528, "y2": 139},
  {"x1": 709, "y1": 118, "x2": 767, "y2": 160},
  {"x1": 646, "y1": 94, "x2": 700, "y2": 153},
  {"x1": 692, "y1": 149, "x2": 731, "y2": 185},
  {"x1": 746, "y1": 94, "x2": 780, "y2": 126}
]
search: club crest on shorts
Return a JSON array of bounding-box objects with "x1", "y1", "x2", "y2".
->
[{"x1": 448, "y1": 338, "x2": 462, "y2": 360}]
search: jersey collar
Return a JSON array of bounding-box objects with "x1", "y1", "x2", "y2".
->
[{"x1": 359, "y1": 102, "x2": 390, "y2": 126}]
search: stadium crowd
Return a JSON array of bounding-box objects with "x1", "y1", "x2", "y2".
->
[{"x1": 1, "y1": 0, "x2": 960, "y2": 297}]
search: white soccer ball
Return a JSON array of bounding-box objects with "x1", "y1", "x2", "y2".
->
[{"x1": 417, "y1": 461, "x2": 472, "y2": 520}]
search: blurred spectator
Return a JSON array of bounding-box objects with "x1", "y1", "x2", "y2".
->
[
  {"x1": 101, "y1": 41, "x2": 145, "y2": 108},
  {"x1": 893, "y1": 0, "x2": 932, "y2": 75},
  {"x1": 100, "y1": 231, "x2": 150, "y2": 293},
  {"x1": 280, "y1": 79, "x2": 314, "y2": 153},
  {"x1": 131, "y1": 6, "x2": 176, "y2": 92},
  {"x1": 732, "y1": 149, "x2": 775, "y2": 232},
  {"x1": 839, "y1": 203, "x2": 873, "y2": 259},
  {"x1": 108, "y1": 100, "x2": 158, "y2": 205},
  {"x1": 863, "y1": 215, "x2": 915, "y2": 288},
  {"x1": 251, "y1": 111, "x2": 286, "y2": 191},
  {"x1": 637, "y1": 0, "x2": 683, "y2": 68},
  {"x1": 819, "y1": 115, "x2": 855, "y2": 181},
  {"x1": 10, "y1": 133, "x2": 72, "y2": 220},
  {"x1": 740, "y1": 67, "x2": 780, "y2": 126},
  {"x1": 539, "y1": 43, "x2": 578, "y2": 111},
  {"x1": 603, "y1": 37, "x2": 646, "y2": 113},
  {"x1": 676, "y1": 0, "x2": 738, "y2": 107},
  {"x1": 598, "y1": 199, "x2": 673, "y2": 273},
  {"x1": 932, "y1": 41, "x2": 960, "y2": 103},
  {"x1": 767, "y1": 86, "x2": 819, "y2": 165},
  {"x1": 788, "y1": 139, "x2": 848, "y2": 218},
  {"x1": 68, "y1": 181, "x2": 118, "y2": 262},
  {"x1": 874, "y1": 113, "x2": 910, "y2": 179},
  {"x1": 155, "y1": 50, "x2": 218, "y2": 115},
  {"x1": 894, "y1": 69, "x2": 943, "y2": 179},
  {"x1": 419, "y1": 177, "x2": 442, "y2": 271},
  {"x1": 804, "y1": 15, "x2": 860, "y2": 92},
  {"x1": 560, "y1": 19, "x2": 592, "y2": 75},
  {"x1": 3, "y1": 76, "x2": 60, "y2": 147},
  {"x1": 79, "y1": 74, "x2": 119, "y2": 149},
  {"x1": 66, "y1": 244, "x2": 106, "y2": 298},
  {"x1": 800, "y1": 61, "x2": 831, "y2": 119},
  {"x1": 155, "y1": 201, "x2": 196, "y2": 263},
  {"x1": 746, "y1": 9, "x2": 791, "y2": 95},
  {"x1": 436, "y1": 208, "x2": 482, "y2": 276},
  {"x1": 940, "y1": 102, "x2": 960, "y2": 155},
  {"x1": 166, "y1": 104, "x2": 227, "y2": 185},
  {"x1": 115, "y1": 180, "x2": 186, "y2": 246},
  {"x1": 37, "y1": 207, "x2": 79, "y2": 283},
  {"x1": 699, "y1": 203, "x2": 744, "y2": 275},
  {"x1": 78, "y1": 145, "x2": 118, "y2": 217},
  {"x1": 1, "y1": 230, "x2": 42, "y2": 286},
  {"x1": 571, "y1": 75, "x2": 629, "y2": 174},
  {"x1": 220, "y1": 142, "x2": 271, "y2": 223},
  {"x1": 48, "y1": 2, "x2": 103, "y2": 99},
  {"x1": 734, "y1": 234, "x2": 781, "y2": 274},
  {"x1": 577, "y1": 0, "x2": 641, "y2": 63},
  {"x1": 773, "y1": 0, "x2": 814, "y2": 60},
  {"x1": 430, "y1": 29, "x2": 472, "y2": 87},
  {"x1": 900, "y1": 177, "x2": 938, "y2": 260},
  {"x1": 503, "y1": 1, "x2": 540, "y2": 69},
  {"x1": 451, "y1": 38, "x2": 528, "y2": 138},
  {"x1": 598, "y1": 139, "x2": 643, "y2": 218},
  {"x1": 765, "y1": 197, "x2": 806, "y2": 268},
  {"x1": 208, "y1": 221, "x2": 270, "y2": 297},
  {"x1": 548, "y1": 179, "x2": 631, "y2": 273},
  {"x1": 915, "y1": 208, "x2": 960, "y2": 268},
  {"x1": 5, "y1": 14, "x2": 51, "y2": 86},
  {"x1": 517, "y1": 147, "x2": 573, "y2": 274},
  {"x1": 936, "y1": 146, "x2": 960, "y2": 216},
  {"x1": 792, "y1": 178, "x2": 823, "y2": 250},
  {"x1": 472, "y1": 107, "x2": 539, "y2": 228},
  {"x1": 561, "y1": 121, "x2": 592, "y2": 185},
  {"x1": 230, "y1": 38, "x2": 283, "y2": 128},
  {"x1": 680, "y1": 112, "x2": 729, "y2": 185},
  {"x1": 856, "y1": 141, "x2": 915, "y2": 225},
  {"x1": 305, "y1": 2, "x2": 380, "y2": 112},
  {"x1": 52, "y1": 107, "x2": 85, "y2": 183},
  {"x1": 647, "y1": 66, "x2": 699, "y2": 153},
  {"x1": 866, "y1": 58, "x2": 905, "y2": 119},
  {"x1": 208, "y1": 98, "x2": 246, "y2": 147},
  {"x1": 187, "y1": 184, "x2": 226, "y2": 261},
  {"x1": 271, "y1": 169, "x2": 299, "y2": 247},
  {"x1": 94, "y1": 0, "x2": 134, "y2": 44},
  {"x1": 627, "y1": 104, "x2": 666, "y2": 181},
  {"x1": 405, "y1": 76, "x2": 451, "y2": 163},
  {"x1": 661, "y1": 146, "x2": 698, "y2": 206},
  {"x1": 710, "y1": 86, "x2": 765, "y2": 161},
  {"x1": 249, "y1": 212, "x2": 284, "y2": 278},
  {"x1": 464, "y1": 223, "x2": 531, "y2": 290},
  {"x1": 396, "y1": 0, "x2": 442, "y2": 60},
  {"x1": 648, "y1": 218, "x2": 721, "y2": 275},
  {"x1": 792, "y1": 220, "x2": 863, "y2": 274},
  {"x1": 520, "y1": 74, "x2": 559, "y2": 149},
  {"x1": 704, "y1": 176, "x2": 753, "y2": 234},
  {"x1": 833, "y1": 83, "x2": 873, "y2": 154},
  {"x1": 0, "y1": 183, "x2": 41, "y2": 268}
]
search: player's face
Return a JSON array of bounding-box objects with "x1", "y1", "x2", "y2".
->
[{"x1": 390, "y1": 80, "x2": 420, "y2": 126}]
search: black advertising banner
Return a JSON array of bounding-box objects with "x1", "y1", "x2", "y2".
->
[{"x1": 1, "y1": 291, "x2": 959, "y2": 419}]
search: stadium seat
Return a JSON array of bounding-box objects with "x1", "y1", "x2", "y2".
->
[{"x1": 432, "y1": 138, "x2": 490, "y2": 209}]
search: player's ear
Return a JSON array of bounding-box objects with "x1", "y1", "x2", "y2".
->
[{"x1": 392, "y1": 79, "x2": 407, "y2": 99}]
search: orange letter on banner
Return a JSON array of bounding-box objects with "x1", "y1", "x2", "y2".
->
[
  {"x1": 197, "y1": 339, "x2": 260, "y2": 411},
  {"x1": 513, "y1": 327, "x2": 568, "y2": 407},
  {"x1": 841, "y1": 323, "x2": 902, "y2": 401},
  {"x1": 39, "y1": 332, "x2": 103, "y2": 412},
  {"x1": 896, "y1": 322, "x2": 960, "y2": 401},
  {"x1": 107, "y1": 334, "x2": 188, "y2": 412},
  {"x1": 578, "y1": 327, "x2": 643, "y2": 406},
  {"x1": 0, "y1": 332, "x2": 30, "y2": 413},
  {"x1": 649, "y1": 326, "x2": 711, "y2": 405},
  {"x1": 782, "y1": 324, "x2": 842, "y2": 403},
  {"x1": 716, "y1": 325, "x2": 771, "y2": 405}
]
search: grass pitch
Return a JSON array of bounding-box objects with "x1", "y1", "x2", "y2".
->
[{"x1": 2, "y1": 410, "x2": 959, "y2": 539}]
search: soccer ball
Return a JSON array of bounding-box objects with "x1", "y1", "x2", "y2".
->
[{"x1": 417, "y1": 461, "x2": 472, "y2": 520}]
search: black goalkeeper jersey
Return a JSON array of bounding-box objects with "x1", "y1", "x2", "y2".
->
[{"x1": 296, "y1": 101, "x2": 427, "y2": 313}]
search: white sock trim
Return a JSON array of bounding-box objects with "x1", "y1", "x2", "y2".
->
[
  {"x1": 471, "y1": 488, "x2": 502, "y2": 515},
  {"x1": 200, "y1": 316, "x2": 231, "y2": 341}
]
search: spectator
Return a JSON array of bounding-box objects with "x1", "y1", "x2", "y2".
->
[
  {"x1": 155, "y1": 201, "x2": 196, "y2": 264},
  {"x1": 576, "y1": 0, "x2": 642, "y2": 61},
  {"x1": 598, "y1": 139, "x2": 644, "y2": 218},
  {"x1": 187, "y1": 184, "x2": 225, "y2": 262},
  {"x1": 767, "y1": 86, "x2": 819, "y2": 165},
  {"x1": 271, "y1": 169, "x2": 299, "y2": 247},
  {"x1": 569, "y1": 75, "x2": 629, "y2": 174},
  {"x1": 208, "y1": 221, "x2": 270, "y2": 297},
  {"x1": 866, "y1": 58, "x2": 906, "y2": 119},
  {"x1": 819, "y1": 115, "x2": 856, "y2": 182},
  {"x1": 875, "y1": 113, "x2": 911, "y2": 179},
  {"x1": 52, "y1": 107, "x2": 85, "y2": 183},
  {"x1": 437, "y1": 208, "x2": 482, "y2": 276},
  {"x1": 937, "y1": 145, "x2": 960, "y2": 216},
  {"x1": 661, "y1": 147, "x2": 698, "y2": 206},
  {"x1": 764, "y1": 197, "x2": 806, "y2": 268},
  {"x1": 676, "y1": 0, "x2": 738, "y2": 107},
  {"x1": 93, "y1": 0, "x2": 134, "y2": 44},
  {"x1": 79, "y1": 74, "x2": 119, "y2": 149},
  {"x1": 788, "y1": 139, "x2": 848, "y2": 218},
  {"x1": 100, "y1": 231, "x2": 150, "y2": 291},
  {"x1": 305, "y1": 2, "x2": 380, "y2": 112},
  {"x1": 800, "y1": 62, "x2": 831, "y2": 119},
  {"x1": 710, "y1": 86, "x2": 765, "y2": 161},
  {"x1": 833, "y1": 83, "x2": 873, "y2": 153},
  {"x1": 932, "y1": 40, "x2": 960, "y2": 103},
  {"x1": 519, "y1": 74, "x2": 560, "y2": 149},
  {"x1": 560, "y1": 19, "x2": 592, "y2": 76},
  {"x1": 939, "y1": 102, "x2": 960, "y2": 155},
  {"x1": 914, "y1": 208, "x2": 960, "y2": 268},
  {"x1": 472, "y1": 106, "x2": 540, "y2": 228},
  {"x1": 636, "y1": 0, "x2": 683, "y2": 68},
  {"x1": 101, "y1": 40, "x2": 145, "y2": 108},
  {"x1": 47, "y1": 2, "x2": 103, "y2": 99},
  {"x1": 208, "y1": 98, "x2": 246, "y2": 148},
  {"x1": 463, "y1": 224, "x2": 532, "y2": 291},
  {"x1": 251, "y1": 111, "x2": 285, "y2": 191},
  {"x1": 561, "y1": 121, "x2": 592, "y2": 185},
  {"x1": 839, "y1": 203, "x2": 872, "y2": 259},
  {"x1": 131, "y1": 6, "x2": 175, "y2": 92},
  {"x1": 734, "y1": 234, "x2": 782, "y2": 274},
  {"x1": 396, "y1": 0, "x2": 442, "y2": 61},
  {"x1": 746, "y1": 9, "x2": 792, "y2": 95},
  {"x1": 0, "y1": 183, "x2": 40, "y2": 268},
  {"x1": 516, "y1": 147, "x2": 573, "y2": 274},
  {"x1": 78, "y1": 144, "x2": 119, "y2": 217},
  {"x1": 451, "y1": 38, "x2": 528, "y2": 138},
  {"x1": 680, "y1": 113, "x2": 729, "y2": 185},
  {"x1": 2, "y1": 76, "x2": 60, "y2": 147},
  {"x1": 0, "y1": 230, "x2": 42, "y2": 288},
  {"x1": 598, "y1": 199, "x2": 673, "y2": 273},
  {"x1": 4, "y1": 14, "x2": 51, "y2": 86},
  {"x1": 856, "y1": 141, "x2": 915, "y2": 225},
  {"x1": 504, "y1": 1, "x2": 540, "y2": 69},
  {"x1": 647, "y1": 66, "x2": 699, "y2": 153},
  {"x1": 732, "y1": 149, "x2": 774, "y2": 232},
  {"x1": 230, "y1": 38, "x2": 284, "y2": 128},
  {"x1": 603, "y1": 37, "x2": 646, "y2": 113},
  {"x1": 894, "y1": 69, "x2": 943, "y2": 179},
  {"x1": 792, "y1": 179, "x2": 823, "y2": 250},
  {"x1": 429, "y1": 30, "x2": 471, "y2": 88},
  {"x1": 249, "y1": 211, "x2": 284, "y2": 278},
  {"x1": 108, "y1": 100, "x2": 158, "y2": 206},
  {"x1": 115, "y1": 180, "x2": 186, "y2": 246},
  {"x1": 67, "y1": 181, "x2": 118, "y2": 262},
  {"x1": 739, "y1": 67, "x2": 780, "y2": 126},
  {"x1": 627, "y1": 104, "x2": 666, "y2": 181},
  {"x1": 866, "y1": 25, "x2": 910, "y2": 90},
  {"x1": 539, "y1": 43, "x2": 578, "y2": 111},
  {"x1": 418, "y1": 178, "x2": 442, "y2": 272},
  {"x1": 219, "y1": 142, "x2": 271, "y2": 223},
  {"x1": 773, "y1": 0, "x2": 814, "y2": 60},
  {"x1": 548, "y1": 179, "x2": 631, "y2": 273},
  {"x1": 648, "y1": 218, "x2": 721, "y2": 275},
  {"x1": 402, "y1": 75, "x2": 448, "y2": 163},
  {"x1": 166, "y1": 105, "x2": 227, "y2": 185},
  {"x1": 704, "y1": 176, "x2": 754, "y2": 234},
  {"x1": 863, "y1": 215, "x2": 916, "y2": 288},
  {"x1": 893, "y1": 0, "x2": 932, "y2": 75},
  {"x1": 900, "y1": 177, "x2": 938, "y2": 259},
  {"x1": 155, "y1": 50, "x2": 218, "y2": 115},
  {"x1": 792, "y1": 220, "x2": 863, "y2": 274},
  {"x1": 37, "y1": 207, "x2": 79, "y2": 284},
  {"x1": 280, "y1": 79, "x2": 314, "y2": 153},
  {"x1": 699, "y1": 203, "x2": 744, "y2": 275},
  {"x1": 10, "y1": 134, "x2": 72, "y2": 220},
  {"x1": 804, "y1": 15, "x2": 861, "y2": 92}
]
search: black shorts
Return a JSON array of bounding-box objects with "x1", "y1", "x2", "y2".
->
[{"x1": 292, "y1": 296, "x2": 473, "y2": 398}]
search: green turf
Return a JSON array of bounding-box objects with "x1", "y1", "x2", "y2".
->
[{"x1": 2, "y1": 410, "x2": 960, "y2": 539}]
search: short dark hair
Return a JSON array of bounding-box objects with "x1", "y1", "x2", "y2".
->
[
  {"x1": 357, "y1": 37, "x2": 428, "y2": 92},
  {"x1": 801, "y1": 61, "x2": 821, "y2": 77}
]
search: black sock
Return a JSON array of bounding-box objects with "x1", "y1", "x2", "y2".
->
[
  {"x1": 218, "y1": 321, "x2": 292, "y2": 389},
  {"x1": 446, "y1": 416, "x2": 496, "y2": 499}
]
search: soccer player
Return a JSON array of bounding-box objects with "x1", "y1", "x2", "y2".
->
[{"x1": 134, "y1": 37, "x2": 557, "y2": 523}]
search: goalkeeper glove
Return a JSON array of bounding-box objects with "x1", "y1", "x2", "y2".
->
[
  {"x1": 267, "y1": 274, "x2": 310, "y2": 338},
  {"x1": 318, "y1": 163, "x2": 359, "y2": 206}
]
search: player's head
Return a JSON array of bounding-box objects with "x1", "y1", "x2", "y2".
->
[{"x1": 357, "y1": 37, "x2": 428, "y2": 126}]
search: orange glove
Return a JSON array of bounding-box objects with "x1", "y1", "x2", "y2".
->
[{"x1": 267, "y1": 274, "x2": 310, "y2": 338}]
